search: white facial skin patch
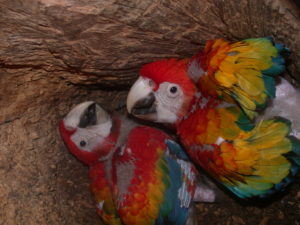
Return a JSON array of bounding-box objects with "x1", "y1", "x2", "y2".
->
[
  {"x1": 70, "y1": 119, "x2": 112, "y2": 152},
  {"x1": 64, "y1": 101, "x2": 113, "y2": 152},
  {"x1": 155, "y1": 82, "x2": 185, "y2": 123}
]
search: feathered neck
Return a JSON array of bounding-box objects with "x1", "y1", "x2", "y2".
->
[{"x1": 175, "y1": 90, "x2": 221, "y2": 126}]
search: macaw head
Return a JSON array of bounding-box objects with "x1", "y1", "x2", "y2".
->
[
  {"x1": 126, "y1": 58, "x2": 196, "y2": 124},
  {"x1": 59, "y1": 101, "x2": 119, "y2": 165}
]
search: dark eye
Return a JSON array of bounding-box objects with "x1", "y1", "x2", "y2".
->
[
  {"x1": 170, "y1": 86, "x2": 177, "y2": 94},
  {"x1": 80, "y1": 140, "x2": 86, "y2": 147},
  {"x1": 167, "y1": 84, "x2": 180, "y2": 98}
]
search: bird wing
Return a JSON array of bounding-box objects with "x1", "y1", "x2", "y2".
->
[
  {"x1": 89, "y1": 163, "x2": 122, "y2": 225},
  {"x1": 188, "y1": 37, "x2": 289, "y2": 119},
  {"x1": 113, "y1": 126, "x2": 195, "y2": 225},
  {"x1": 178, "y1": 107, "x2": 300, "y2": 198}
]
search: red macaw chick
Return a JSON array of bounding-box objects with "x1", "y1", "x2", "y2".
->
[
  {"x1": 59, "y1": 101, "x2": 218, "y2": 225},
  {"x1": 127, "y1": 37, "x2": 300, "y2": 198}
]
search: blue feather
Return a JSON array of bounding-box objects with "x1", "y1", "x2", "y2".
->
[
  {"x1": 156, "y1": 156, "x2": 189, "y2": 225},
  {"x1": 262, "y1": 75, "x2": 276, "y2": 98},
  {"x1": 262, "y1": 38, "x2": 289, "y2": 76},
  {"x1": 225, "y1": 134, "x2": 300, "y2": 199},
  {"x1": 165, "y1": 139, "x2": 190, "y2": 160}
]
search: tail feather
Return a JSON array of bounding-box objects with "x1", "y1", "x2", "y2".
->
[
  {"x1": 230, "y1": 38, "x2": 288, "y2": 119},
  {"x1": 285, "y1": 136, "x2": 300, "y2": 174},
  {"x1": 262, "y1": 75, "x2": 276, "y2": 99},
  {"x1": 221, "y1": 117, "x2": 300, "y2": 198},
  {"x1": 194, "y1": 37, "x2": 289, "y2": 120},
  {"x1": 262, "y1": 40, "x2": 290, "y2": 76}
]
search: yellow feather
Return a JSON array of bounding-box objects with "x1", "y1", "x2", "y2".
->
[
  {"x1": 235, "y1": 57, "x2": 271, "y2": 70},
  {"x1": 219, "y1": 117, "x2": 293, "y2": 187},
  {"x1": 244, "y1": 121, "x2": 290, "y2": 147},
  {"x1": 204, "y1": 38, "x2": 282, "y2": 120},
  {"x1": 253, "y1": 160, "x2": 290, "y2": 183},
  {"x1": 242, "y1": 178, "x2": 273, "y2": 190},
  {"x1": 215, "y1": 70, "x2": 237, "y2": 88},
  {"x1": 218, "y1": 60, "x2": 235, "y2": 73},
  {"x1": 218, "y1": 108, "x2": 242, "y2": 140},
  {"x1": 236, "y1": 69, "x2": 264, "y2": 96},
  {"x1": 121, "y1": 148, "x2": 168, "y2": 225},
  {"x1": 232, "y1": 87, "x2": 257, "y2": 110}
]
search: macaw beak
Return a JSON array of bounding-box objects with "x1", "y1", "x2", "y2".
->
[
  {"x1": 64, "y1": 101, "x2": 110, "y2": 129},
  {"x1": 127, "y1": 77, "x2": 157, "y2": 120}
]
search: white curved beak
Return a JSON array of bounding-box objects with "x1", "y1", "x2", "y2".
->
[
  {"x1": 64, "y1": 101, "x2": 95, "y2": 129},
  {"x1": 126, "y1": 77, "x2": 153, "y2": 114},
  {"x1": 64, "y1": 101, "x2": 110, "y2": 129}
]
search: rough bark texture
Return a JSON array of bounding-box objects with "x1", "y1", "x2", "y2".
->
[{"x1": 0, "y1": 0, "x2": 300, "y2": 225}]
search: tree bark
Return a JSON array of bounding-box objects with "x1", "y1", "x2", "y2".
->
[{"x1": 1, "y1": 0, "x2": 300, "y2": 225}]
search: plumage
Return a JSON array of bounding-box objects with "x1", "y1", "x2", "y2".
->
[
  {"x1": 113, "y1": 126, "x2": 197, "y2": 225},
  {"x1": 59, "y1": 101, "x2": 207, "y2": 225},
  {"x1": 178, "y1": 113, "x2": 299, "y2": 198},
  {"x1": 89, "y1": 163, "x2": 122, "y2": 225},
  {"x1": 126, "y1": 37, "x2": 300, "y2": 199},
  {"x1": 191, "y1": 37, "x2": 289, "y2": 119},
  {"x1": 59, "y1": 102, "x2": 122, "y2": 225}
]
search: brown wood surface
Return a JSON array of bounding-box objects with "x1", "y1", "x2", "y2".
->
[{"x1": 0, "y1": 0, "x2": 300, "y2": 224}]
